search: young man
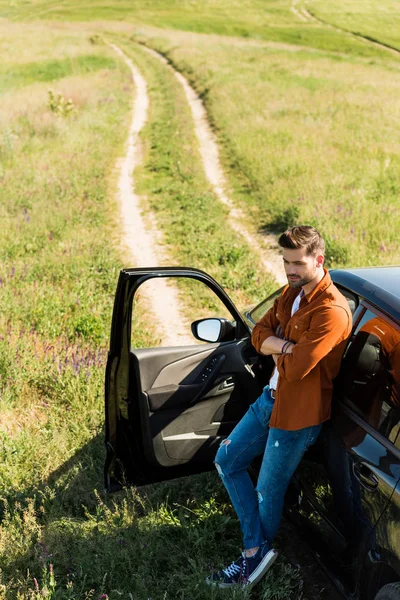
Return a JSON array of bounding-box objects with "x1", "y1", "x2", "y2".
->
[{"x1": 206, "y1": 225, "x2": 352, "y2": 589}]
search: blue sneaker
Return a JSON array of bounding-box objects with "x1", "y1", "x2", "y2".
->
[
  {"x1": 206, "y1": 553, "x2": 245, "y2": 588},
  {"x1": 241, "y1": 544, "x2": 278, "y2": 589}
]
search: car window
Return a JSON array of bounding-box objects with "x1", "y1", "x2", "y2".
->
[
  {"x1": 337, "y1": 287, "x2": 358, "y2": 315},
  {"x1": 131, "y1": 276, "x2": 235, "y2": 348},
  {"x1": 337, "y1": 309, "x2": 400, "y2": 444},
  {"x1": 248, "y1": 283, "x2": 358, "y2": 325},
  {"x1": 248, "y1": 287, "x2": 284, "y2": 324}
]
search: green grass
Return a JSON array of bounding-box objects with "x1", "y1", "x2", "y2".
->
[
  {"x1": 0, "y1": 55, "x2": 117, "y2": 94},
  {"x1": 0, "y1": 0, "x2": 396, "y2": 59},
  {"x1": 131, "y1": 26, "x2": 400, "y2": 267},
  {"x1": 308, "y1": 0, "x2": 400, "y2": 52}
]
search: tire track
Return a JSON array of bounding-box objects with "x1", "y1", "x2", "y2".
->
[
  {"x1": 109, "y1": 43, "x2": 192, "y2": 346},
  {"x1": 291, "y1": 0, "x2": 311, "y2": 23},
  {"x1": 141, "y1": 45, "x2": 287, "y2": 287},
  {"x1": 300, "y1": 2, "x2": 400, "y2": 57}
]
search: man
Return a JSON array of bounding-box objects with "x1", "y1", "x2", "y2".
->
[{"x1": 206, "y1": 225, "x2": 352, "y2": 590}]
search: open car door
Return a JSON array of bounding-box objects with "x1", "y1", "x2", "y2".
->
[{"x1": 105, "y1": 267, "x2": 267, "y2": 491}]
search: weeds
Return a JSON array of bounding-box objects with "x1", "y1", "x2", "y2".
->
[{"x1": 48, "y1": 90, "x2": 75, "y2": 117}]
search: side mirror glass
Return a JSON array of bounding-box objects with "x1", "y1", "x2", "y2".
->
[
  {"x1": 193, "y1": 318, "x2": 222, "y2": 343},
  {"x1": 191, "y1": 318, "x2": 236, "y2": 343}
]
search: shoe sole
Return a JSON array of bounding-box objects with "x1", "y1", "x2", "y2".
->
[{"x1": 242, "y1": 549, "x2": 278, "y2": 589}]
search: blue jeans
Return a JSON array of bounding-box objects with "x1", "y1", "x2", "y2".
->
[{"x1": 214, "y1": 386, "x2": 321, "y2": 550}]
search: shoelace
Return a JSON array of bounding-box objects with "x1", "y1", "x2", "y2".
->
[{"x1": 223, "y1": 561, "x2": 241, "y2": 577}]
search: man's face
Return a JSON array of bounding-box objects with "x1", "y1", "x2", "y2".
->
[{"x1": 282, "y1": 247, "x2": 323, "y2": 289}]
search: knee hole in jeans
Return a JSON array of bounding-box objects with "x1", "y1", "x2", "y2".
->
[
  {"x1": 220, "y1": 439, "x2": 231, "y2": 452},
  {"x1": 215, "y1": 439, "x2": 232, "y2": 477}
]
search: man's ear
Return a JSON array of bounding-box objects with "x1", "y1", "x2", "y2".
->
[{"x1": 316, "y1": 254, "x2": 324, "y2": 267}]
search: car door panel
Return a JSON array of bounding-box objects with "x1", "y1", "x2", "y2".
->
[
  {"x1": 133, "y1": 344, "x2": 219, "y2": 391},
  {"x1": 133, "y1": 338, "x2": 260, "y2": 469},
  {"x1": 105, "y1": 267, "x2": 263, "y2": 489}
]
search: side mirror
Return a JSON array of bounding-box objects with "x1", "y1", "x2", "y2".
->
[{"x1": 191, "y1": 318, "x2": 235, "y2": 343}]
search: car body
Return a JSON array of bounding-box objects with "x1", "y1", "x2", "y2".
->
[{"x1": 105, "y1": 266, "x2": 400, "y2": 600}]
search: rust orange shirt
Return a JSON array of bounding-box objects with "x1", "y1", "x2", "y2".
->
[{"x1": 252, "y1": 270, "x2": 352, "y2": 430}]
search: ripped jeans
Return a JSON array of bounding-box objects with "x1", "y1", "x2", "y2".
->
[{"x1": 214, "y1": 386, "x2": 321, "y2": 550}]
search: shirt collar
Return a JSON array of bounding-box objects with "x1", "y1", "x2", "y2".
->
[{"x1": 302, "y1": 268, "x2": 331, "y2": 304}]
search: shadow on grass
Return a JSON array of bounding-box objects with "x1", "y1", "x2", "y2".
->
[
  {"x1": 2, "y1": 433, "x2": 337, "y2": 600},
  {"x1": 2, "y1": 430, "x2": 252, "y2": 599},
  {"x1": 2, "y1": 431, "x2": 107, "y2": 519}
]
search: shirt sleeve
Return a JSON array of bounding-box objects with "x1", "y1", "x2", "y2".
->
[
  {"x1": 251, "y1": 296, "x2": 281, "y2": 353},
  {"x1": 276, "y1": 305, "x2": 351, "y2": 382}
]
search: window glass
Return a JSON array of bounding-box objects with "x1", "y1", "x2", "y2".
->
[
  {"x1": 337, "y1": 309, "x2": 400, "y2": 443},
  {"x1": 338, "y1": 288, "x2": 358, "y2": 315},
  {"x1": 131, "y1": 276, "x2": 235, "y2": 348},
  {"x1": 249, "y1": 284, "x2": 358, "y2": 325},
  {"x1": 249, "y1": 287, "x2": 283, "y2": 324}
]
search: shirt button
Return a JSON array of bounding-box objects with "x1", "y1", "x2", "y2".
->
[{"x1": 295, "y1": 325, "x2": 298, "y2": 329}]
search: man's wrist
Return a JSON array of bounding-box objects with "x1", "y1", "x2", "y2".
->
[{"x1": 281, "y1": 340, "x2": 294, "y2": 354}]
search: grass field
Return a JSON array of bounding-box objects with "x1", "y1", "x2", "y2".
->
[
  {"x1": 1, "y1": 0, "x2": 400, "y2": 598},
  {"x1": 129, "y1": 26, "x2": 400, "y2": 267},
  {"x1": 308, "y1": 0, "x2": 400, "y2": 52}
]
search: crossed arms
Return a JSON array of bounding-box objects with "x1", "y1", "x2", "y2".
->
[{"x1": 252, "y1": 297, "x2": 351, "y2": 381}]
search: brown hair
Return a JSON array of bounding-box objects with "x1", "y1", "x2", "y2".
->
[{"x1": 278, "y1": 225, "x2": 325, "y2": 256}]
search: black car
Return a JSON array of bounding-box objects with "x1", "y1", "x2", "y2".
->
[{"x1": 105, "y1": 266, "x2": 400, "y2": 600}]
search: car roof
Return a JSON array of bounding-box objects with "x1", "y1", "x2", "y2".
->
[{"x1": 330, "y1": 266, "x2": 400, "y2": 324}]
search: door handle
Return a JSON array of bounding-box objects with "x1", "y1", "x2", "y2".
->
[
  {"x1": 219, "y1": 376, "x2": 235, "y2": 391},
  {"x1": 353, "y1": 462, "x2": 379, "y2": 492}
]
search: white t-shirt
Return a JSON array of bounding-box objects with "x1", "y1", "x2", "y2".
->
[{"x1": 269, "y1": 290, "x2": 303, "y2": 390}]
